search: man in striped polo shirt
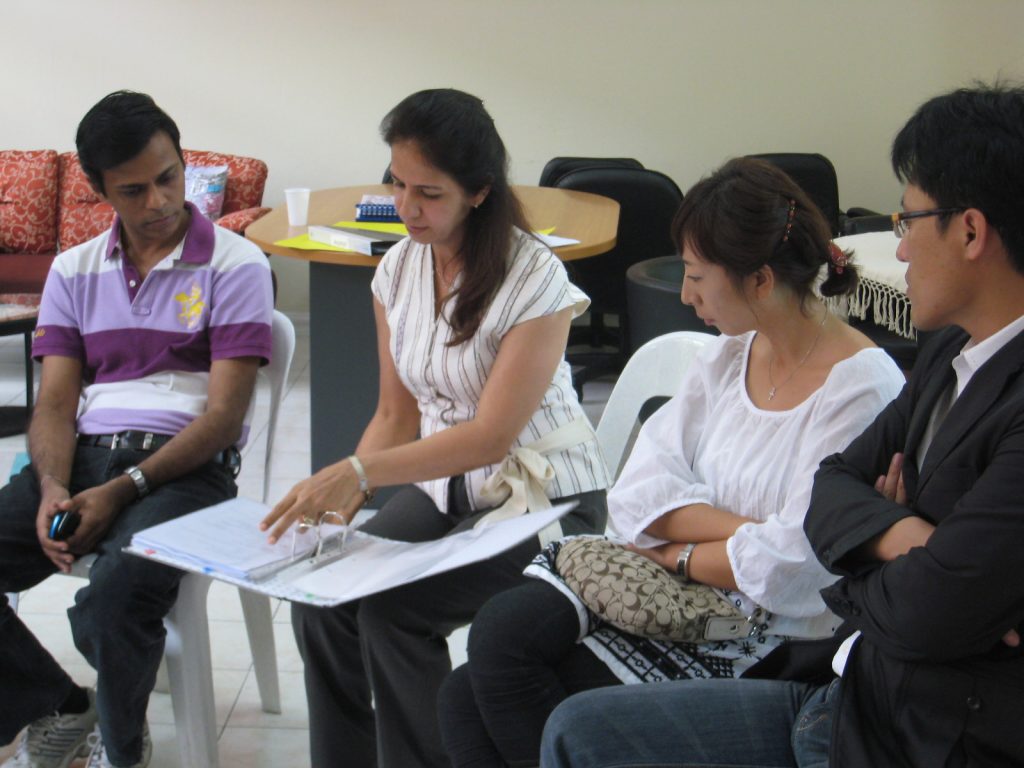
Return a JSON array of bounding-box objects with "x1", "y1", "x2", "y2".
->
[{"x1": 0, "y1": 91, "x2": 273, "y2": 768}]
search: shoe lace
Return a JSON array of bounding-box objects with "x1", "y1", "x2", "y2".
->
[{"x1": 84, "y1": 728, "x2": 107, "y2": 768}]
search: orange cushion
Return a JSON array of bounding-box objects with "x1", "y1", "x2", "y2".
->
[
  {"x1": 0, "y1": 150, "x2": 59, "y2": 254},
  {"x1": 58, "y1": 152, "x2": 115, "y2": 250}
]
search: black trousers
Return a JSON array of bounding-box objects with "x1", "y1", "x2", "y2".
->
[
  {"x1": 438, "y1": 580, "x2": 620, "y2": 768},
  {"x1": 291, "y1": 481, "x2": 607, "y2": 768}
]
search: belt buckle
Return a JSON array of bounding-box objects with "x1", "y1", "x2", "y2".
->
[
  {"x1": 110, "y1": 433, "x2": 120, "y2": 450},
  {"x1": 142, "y1": 433, "x2": 154, "y2": 450}
]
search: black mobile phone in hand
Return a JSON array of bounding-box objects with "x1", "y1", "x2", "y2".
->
[{"x1": 49, "y1": 510, "x2": 81, "y2": 540}]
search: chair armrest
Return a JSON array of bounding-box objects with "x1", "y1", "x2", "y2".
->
[{"x1": 215, "y1": 206, "x2": 272, "y2": 235}]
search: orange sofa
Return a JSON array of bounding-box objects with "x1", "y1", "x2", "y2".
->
[{"x1": 1, "y1": 149, "x2": 271, "y2": 294}]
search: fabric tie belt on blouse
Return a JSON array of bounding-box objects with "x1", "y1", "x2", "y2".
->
[
  {"x1": 77, "y1": 431, "x2": 242, "y2": 475},
  {"x1": 475, "y1": 416, "x2": 597, "y2": 547}
]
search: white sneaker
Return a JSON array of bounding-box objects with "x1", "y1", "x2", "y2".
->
[
  {"x1": 83, "y1": 722, "x2": 151, "y2": 768},
  {"x1": 2, "y1": 688, "x2": 98, "y2": 768}
]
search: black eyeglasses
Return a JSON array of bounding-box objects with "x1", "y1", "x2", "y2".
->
[{"x1": 891, "y1": 207, "x2": 965, "y2": 238}]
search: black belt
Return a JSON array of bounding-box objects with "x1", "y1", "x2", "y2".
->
[{"x1": 77, "y1": 431, "x2": 241, "y2": 474}]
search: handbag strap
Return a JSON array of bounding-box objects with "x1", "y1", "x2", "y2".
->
[{"x1": 474, "y1": 416, "x2": 596, "y2": 546}]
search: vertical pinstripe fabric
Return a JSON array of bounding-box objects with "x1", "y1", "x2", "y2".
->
[{"x1": 371, "y1": 229, "x2": 611, "y2": 513}]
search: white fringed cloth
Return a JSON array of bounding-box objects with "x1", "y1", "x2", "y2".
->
[{"x1": 825, "y1": 232, "x2": 914, "y2": 341}]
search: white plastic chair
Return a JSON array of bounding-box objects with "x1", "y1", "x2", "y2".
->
[
  {"x1": 160, "y1": 308, "x2": 295, "y2": 766},
  {"x1": 595, "y1": 331, "x2": 713, "y2": 480},
  {"x1": 13, "y1": 310, "x2": 296, "y2": 768},
  {"x1": 450, "y1": 332, "x2": 713, "y2": 663}
]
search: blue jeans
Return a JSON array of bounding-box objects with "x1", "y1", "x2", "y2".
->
[
  {"x1": 0, "y1": 446, "x2": 236, "y2": 765},
  {"x1": 540, "y1": 676, "x2": 840, "y2": 768}
]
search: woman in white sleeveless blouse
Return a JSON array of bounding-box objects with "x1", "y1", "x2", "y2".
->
[{"x1": 259, "y1": 90, "x2": 610, "y2": 768}]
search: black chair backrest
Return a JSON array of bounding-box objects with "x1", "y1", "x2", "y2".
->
[
  {"x1": 539, "y1": 157, "x2": 644, "y2": 188},
  {"x1": 843, "y1": 214, "x2": 892, "y2": 236},
  {"x1": 553, "y1": 166, "x2": 683, "y2": 316},
  {"x1": 747, "y1": 152, "x2": 842, "y2": 235}
]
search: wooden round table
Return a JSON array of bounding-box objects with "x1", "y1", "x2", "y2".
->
[{"x1": 247, "y1": 185, "x2": 619, "y2": 481}]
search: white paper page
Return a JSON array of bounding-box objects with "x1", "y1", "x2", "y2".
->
[
  {"x1": 131, "y1": 497, "x2": 325, "y2": 578},
  {"x1": 534, "y1": 232, "x2": 581, "y2": 248},
  {"x1": 288, "y1": 504, "x2": 573, "y2": 603}
]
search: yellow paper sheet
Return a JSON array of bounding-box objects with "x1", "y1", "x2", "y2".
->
[
  {"x1": 274, "y1": 233, "x2": 349, "y2": 251},
  {"x1": 274, "y1": 221, "x2": 410, "y2": 251}
]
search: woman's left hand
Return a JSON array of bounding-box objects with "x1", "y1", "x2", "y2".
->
[
  {"x1": 260, "y1": 460, "x2": 362, "y2": 544},
  {"x1": 626, "y1": 542, "x2": 685, "y2": 573}
]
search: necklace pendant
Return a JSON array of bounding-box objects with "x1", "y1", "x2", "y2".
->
[{"x1": 768, "y1": 387, "x2": 777, "y2": 401}]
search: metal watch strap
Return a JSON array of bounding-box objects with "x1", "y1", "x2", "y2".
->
[
  {"x1": 123, "y1": 465, "x2": 150, "y2": 498},
  {"x1": 676, "y1": 542, "x2": 697, "y2": 579}
]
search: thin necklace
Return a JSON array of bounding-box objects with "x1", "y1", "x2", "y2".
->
[
  {"x1": 434, "y1": 253, "x2": 459, "y2": 294},
  {"x1": 767, "y1": 309, "x2": 828, "y2": 401}
]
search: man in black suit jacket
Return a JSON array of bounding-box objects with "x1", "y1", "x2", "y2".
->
[{"x1": 539, "y1": 84, "x2": 1024, "y2": 768}]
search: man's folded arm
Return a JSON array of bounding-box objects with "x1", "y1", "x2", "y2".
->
[{"x1": 816, "y1": 420, "x2": 1024, "y2": 662}]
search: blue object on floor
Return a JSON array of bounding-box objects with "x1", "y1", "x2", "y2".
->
[{"x1": 10, "y1": 450, "x2": 29, "y2": 480}]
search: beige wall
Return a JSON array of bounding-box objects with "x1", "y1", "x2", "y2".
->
[{"x1": 4, "y1": 0, "x2": 1023, "y2": 311}]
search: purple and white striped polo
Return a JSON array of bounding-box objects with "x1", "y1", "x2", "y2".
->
[{"x1": 33, "y1": 203, "x2": 273, "y2": 446}]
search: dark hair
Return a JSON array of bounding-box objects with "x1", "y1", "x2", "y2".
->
[
  {"x1": 76, "y1": 90, "x2": 183, "y2": 194},
  {"x1": 381, "y1": 88, "x2": 529, "y2": 345},
  {"x1": 672, "y1": 157, "x2": 856, "y2": 309},
  {"x1": 891, "y1": 82, "x2": 1024, "y2": 272}
]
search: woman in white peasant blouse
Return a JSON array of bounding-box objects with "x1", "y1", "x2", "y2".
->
[
  {"x1": 437, "y1": 158, "x2": 906, "y2": 768},
  {"x1": 258, "y1": 90, "x2": 609, "y2": 768}
]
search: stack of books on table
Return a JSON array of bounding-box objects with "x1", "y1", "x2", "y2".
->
[{"x1": 355, "y1": 194, "x2": 401, "y2": 222}]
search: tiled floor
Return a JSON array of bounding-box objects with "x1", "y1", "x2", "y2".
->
[{"x1": 0, "y1": 316, "x2": 614, "y2": 767}]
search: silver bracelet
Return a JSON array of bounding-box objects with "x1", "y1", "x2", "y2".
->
[
  {"x1": 676, "y1": 542, "x2": 697, "y2": 580},
  {"x1": 348, "y1": 454, "x2": 374, "y2": 506}
]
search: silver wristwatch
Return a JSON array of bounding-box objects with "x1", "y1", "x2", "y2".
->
[
  {"x1": 676, "y1": 542, "x2": 697, "y2": 580},
  {"x1": 123, "y1": 465, "x2": 150, "y2": 498}
]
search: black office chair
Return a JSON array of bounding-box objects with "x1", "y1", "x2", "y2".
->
[
  {"x1": 539, "y1": 156, "x2": 644, "y2": 188},
  {"x1": 626, "y1": 255, "x2": 717, "y2": 352},
  {"x1": 549, "y1": 166, "x2": 684, "y2": 394},
  {"x1": 842, "y1": 213, "x2": 890, "y2": 235},
  {"x1": 747, "y1": 153, "x2": 843, "y2": 235}
]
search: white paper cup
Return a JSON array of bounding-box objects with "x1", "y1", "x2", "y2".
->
[{"x1": 285, "y1": 188, "x2": 311, "y2": 227}]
